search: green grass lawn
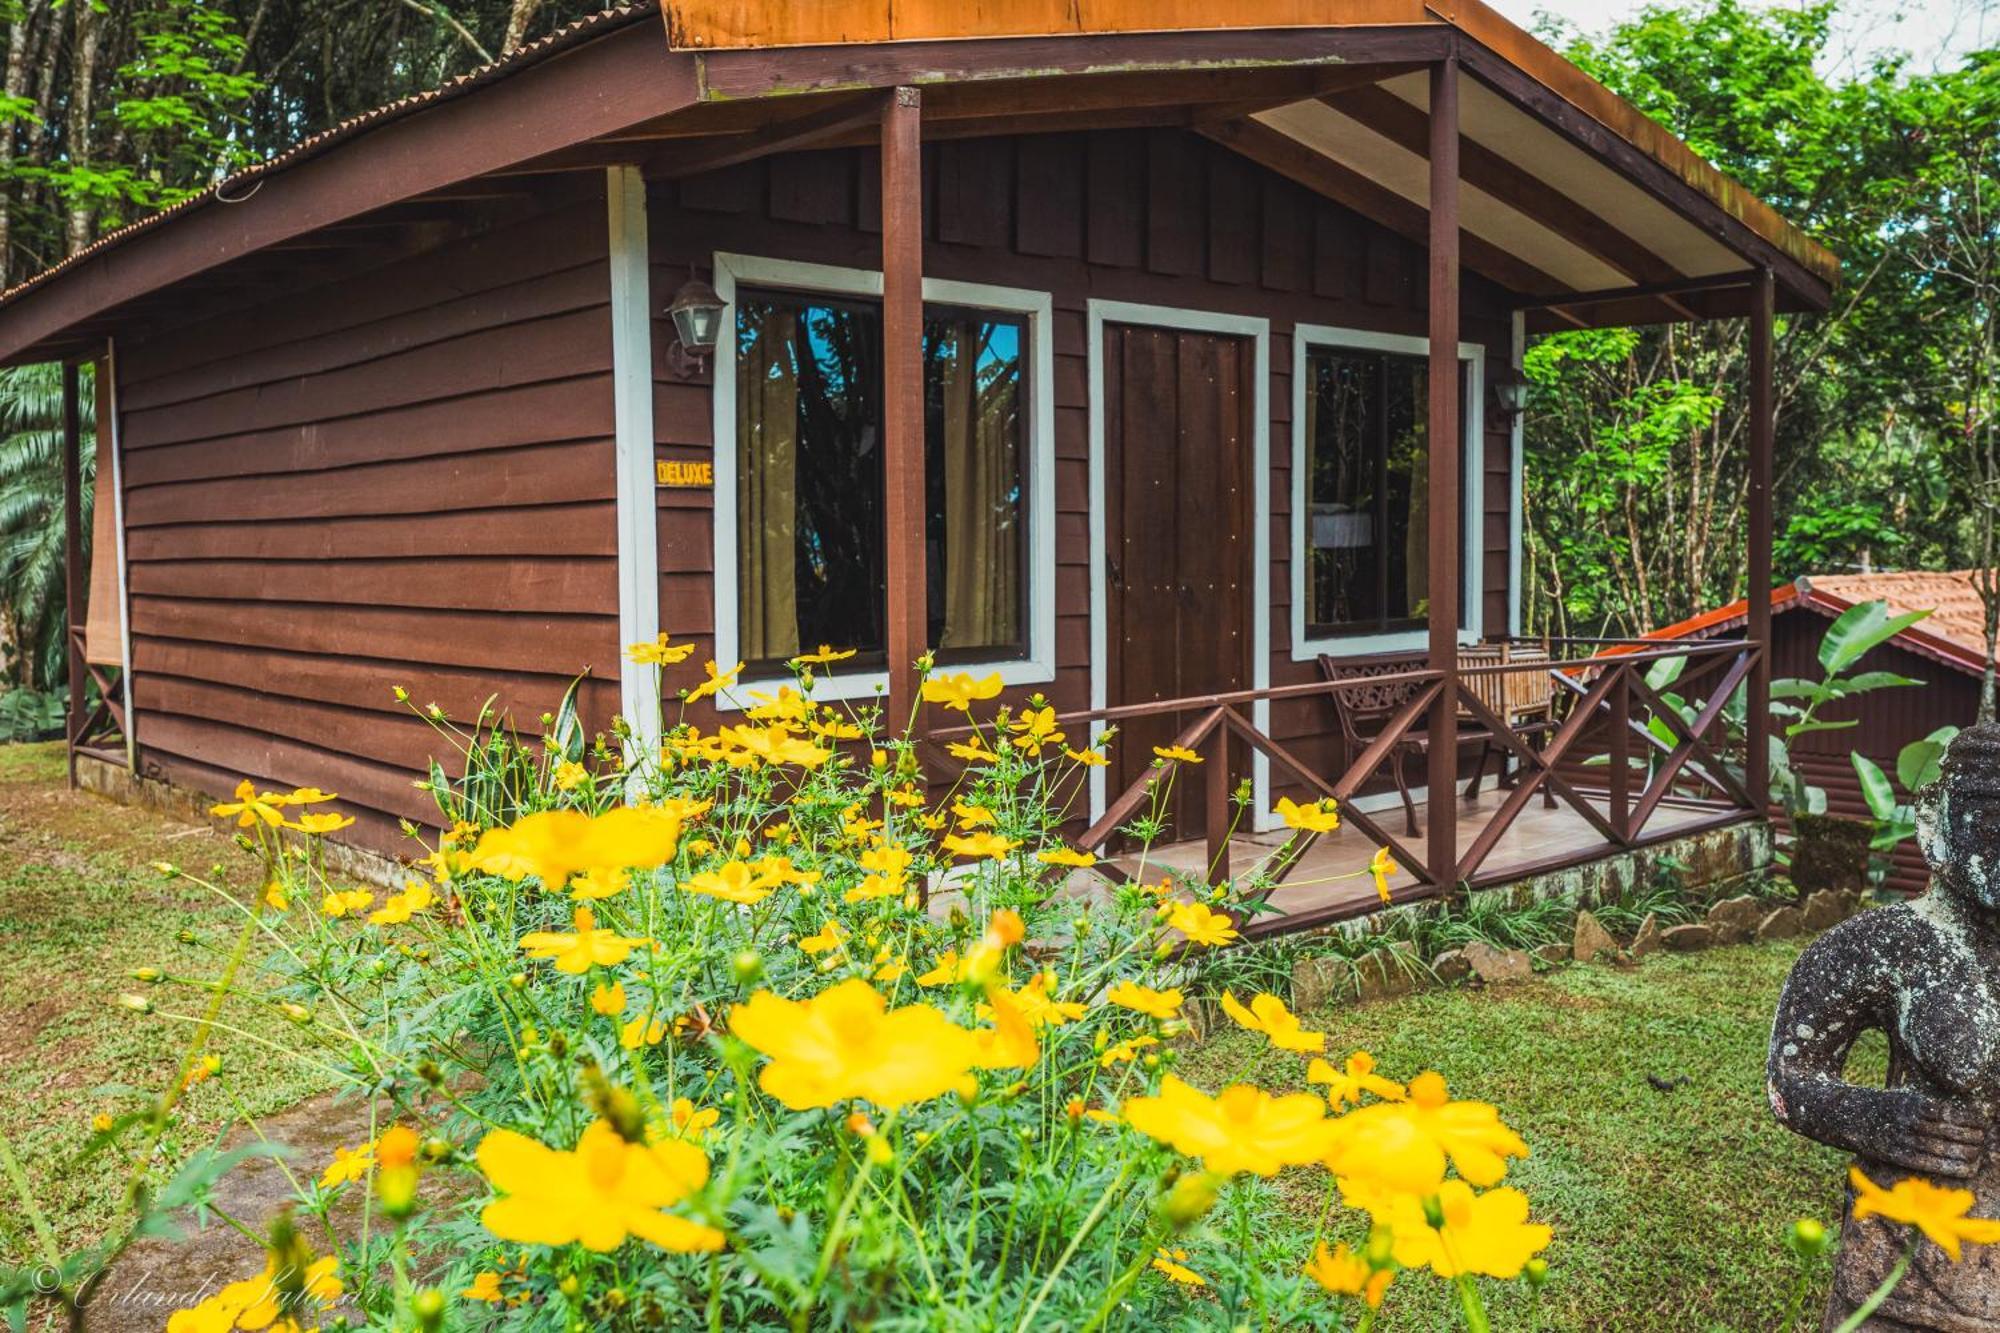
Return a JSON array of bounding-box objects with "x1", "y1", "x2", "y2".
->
[
  {"x1": 1179, "y1": 942, "x2": 1876, "y2": 1330},
  {"x1": 0, "y1": 742, "x2": 327, "y2": 1272}
]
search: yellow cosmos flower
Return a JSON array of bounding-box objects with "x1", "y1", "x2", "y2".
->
[
  {"x1": 809, "y1": 715, "x2": 864, "y2": 740},
  {"x1": 1370, "y1": 844, "x2": 1397, "y2": 904},
  {"x1": 1303, "y1": 1240, "x2": 1393, "y2": 1308},
  {"x1": 669, "y1": 1096, "x2": 721, "y2": 1141},
  {"x1": 590, "y1": 982, "x2": 627, "y2": 1016},
  {"x1": 946, "y1": 737, "x2": 1001, "y2": 764},
  {"x1": 986, "y1": 974, "x2": 1084, "y2": 1028},
  {"x1": 1275, "y1": 796, "x2": 1341, "y2": 834},
  {"x1": 1221, "y1": 990, "x2": 1326, "y2": 1053},
  {"x1": 1106, "y1": 980, "x2": 1183, "y2": 1019},
  {"x1": 468, "y1": 806, "x2": 682, "y2": 891},
  {"x1": 368, "y1": 880, "x2": 434, "y2": 926},
  {"x1": 286, "y1": 810, "x2": 355, "y2": 835},
  {"x1": 970, "y1": 982, "x2": 1040, "y2": 1070},
  {"x1": 1152, "y1": 744, "x2": 1203, "y2": 764},
  {"x1": 1010, "y1": 705, "x2": 1066, "y2": 753},
  {"x1": 284, "y1": 786, "x2": 338, "y2": 805},
  {"x1": 621, "y1": 1011, "x2": 672, "y2": 1049},
  {"x1": 921, "y1": 671, "x2": 1004, "y2": 712},
  {"x1": 1036, "y1": 846, "x2": 1097, "y2": 868},
  {"x1": 731, "y1": 979, "x2": 982, "y2": 1110},
  {"x1": 1347, "y1": 1179, "x2": 1550, "y2": 1280},
  {"x1": 1166, "y1": 901, "x2": 1239, "y2": 947},
  {"x1": 1850, "y1": 1167, "x2": 2000, "y2": 1259},
  {"x1": 683, "y1": 861, "x2": 773, "y2": 906},
  {"x1": 209, "y1": 778, "x2": 287, "y2": 828},
  {"x1": 1150, "y1": 1247, "x2": 1206, "y2": 1287},
  {"x1": 798, "y1": 920, "x2": 848, "y2": 954},
  {"x1": 320, "y1": 888, "x2": 373, "y2": 919},
  {"x1": 752, "y1": 855, "x2": 820, "y2": 889},
  {"x1": 942, "y1": 831, "x2": 1017, "y2": 860},
  {"x1": 319, "y1": 1142, "x2": 374, "y2": 1189},
  {"x1": 167, "y1": 1253, "x2": 342, "y2": 1333},
  {"x1": 519, "y1": 906, "x2": 650, "y2": 975},
  {"x1": 1307, "y1": 1051, "x2": 1406, "y2": 1109},
  {"x1": 626, "y1": 634, "x2": 696, "y2": 666},
  {"x1": 461, "y1": 1271, "x2": 507, "y2": 1303},
  {"x1": 476, "y1": 1119, "x2": 723, "y2": 1254},
  {"x1": 917, "y1": 950, "x2": 966, "y2": 987},
  {"x1": 1064, "y1": 746, "x2": 1109, "y2": 767},
  {"x1": 1100, "y1": 1034, "x2": 1159, "y2": 1067},
  {"x1": 790, "y1": 644, "x2": 858, "y2": 666},
  {"x1": 724, "y1": 724, "x2": 831, "y2": 768},
  {"x1": 552, "y1": 759, "x2": 588, "y2": 791},
  {"x1": 1326, "y1": 1071, "x2": 1528, "y2": 1194},
  {"x1": 746, "y1": 686, "x2": 810, "y2": 723},
  {"x1": 686, "y1": 660, "x2": 742, "y2": 704},
  {"x1": 1124, "y1": 1075, "x2": 1337, "y2": 1177},
  {"x1": 951, "y1": 800, "x2": 997, "y2": 828}
]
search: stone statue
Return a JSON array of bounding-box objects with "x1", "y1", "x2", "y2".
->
[{"x1": 1769, "y1": 723, "x2": 2000, "y2": 1330}]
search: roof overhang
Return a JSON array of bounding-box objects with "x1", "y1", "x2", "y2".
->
[{"x1": 0, "y1": 0, "x2": 1836, "y2": 366}]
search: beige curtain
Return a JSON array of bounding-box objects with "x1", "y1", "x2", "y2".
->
[
  {"x1": 85, "y1": 369, "x2": 122, "y2": 668},
  {"x1": 938, "y1": 323, "x2": 1019, "y2": 652},
  {"x1": 737, "y1": 306, "x2": 799, "y2": 662}
]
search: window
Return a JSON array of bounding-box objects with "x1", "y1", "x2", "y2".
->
[
  {"x1": 1293, "y1": 331, "x2": 1482, "y2": 655},
  {"x1": 732, "y1": 286, "x2": 1029, "y2": 674}
]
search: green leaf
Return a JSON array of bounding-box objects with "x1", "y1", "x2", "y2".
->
[
  {"x1": 1853, "y1": 753, "x2": 1897, "y2": 821},
  {"x1": 1829, "y1": 670, "x2": 1921, "y2": 695},
  {"x1": 1644, "y1": 654, "x2": 1686, "y2": 690},
  {"x1": 1818, "y1": 599, "x2": 1932, "y2": 674},
  {"x1": 1896, "y1": 726, "x2": 1959, "y2": 792},
  {"x1": 1784, "y1": 718, "x2": 1859, "y2": 738}
]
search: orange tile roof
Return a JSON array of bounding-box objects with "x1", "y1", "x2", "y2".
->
[{"x1": 1636, "y1": 571, "x2": 1996, "y2": 678}]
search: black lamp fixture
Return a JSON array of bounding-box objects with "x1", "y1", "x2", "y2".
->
[
  {"x1": 665, "y1": 267, "x2": 725, "y2": 375},
  {"x1": 1490, "y1": 365, "x2": 1530, "y2": 423}
]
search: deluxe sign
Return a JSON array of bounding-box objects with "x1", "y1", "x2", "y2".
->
[{"x1": 657, "y1": 459, "x2": 714, "y2": 488}]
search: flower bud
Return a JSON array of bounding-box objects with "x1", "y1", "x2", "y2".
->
[
  {"x1": 1524, "y1": 1257, "x2": 1550, "y2": 1290},
  {"x1": 411, "y1": 1288, "x2": 445, "y2": 1332},
  {"x1": 1159, "y1": 1171, "x2": 1221, "y2": 1228},
  {"x1": 1787, "y1": 1218, "x2": 1829, "y2": 1260},
  {"x1": 116, "y1": 993, "x2": 153, "y2": 1014},
  {"x1": 131, "y1": 967, "x2": 162, "y2": 983},
  {"x1": 731, "y1": 950, "x2": 764, "y2": 985}
]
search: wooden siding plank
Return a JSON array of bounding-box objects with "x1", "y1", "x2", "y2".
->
[
  {"x1": 126, "y1": 503, "x2": 617, "y2": 562},
  {"x1": 130, "y1": 555, "x2": 618, "y2": 616},
  {"x1": 125, "y1": 439, "x2": 616, "y2": 527}
]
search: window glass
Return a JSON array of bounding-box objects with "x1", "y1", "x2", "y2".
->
[
  {"x1": 735, "y1": 288, "x2": 1027, "y2": 671},
  {"x1": 1302, "y1": 346, "x2": 1465, "y2": 639}
]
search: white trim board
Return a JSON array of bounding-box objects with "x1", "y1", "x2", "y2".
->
[
  {"x1": 1288, "y1": 322, "x2": 1487, "y2": 661},
  {"x1": 607, "y1": 166, "x2": 662, "y2": 758},
  {"x1": 105, "y1": 339, "x2": 135, "y2": 769},
  {"x1": 1508, "y1": 310, "x2": 1526, "y2": 640},
  {"x1": 706, "y1": 251, "x2": 1058, "y2": 711},
  {"x1": 1085, "y1": 299, "x2": 1271, "y2": 830}
]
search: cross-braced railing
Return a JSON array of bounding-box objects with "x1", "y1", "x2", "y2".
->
[{"x1": 924, "y1": 637, "x2": 1762, "y2": 942}]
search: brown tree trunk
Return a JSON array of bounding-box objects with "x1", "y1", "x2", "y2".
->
[
  {"x1": 63, "y1": 0, "x2": 100, "y2": 255},
  {"x1": 502, "y1": 0, "x2": 544, "y2": 54}
]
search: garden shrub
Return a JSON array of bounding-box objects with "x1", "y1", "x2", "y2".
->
[{"x1": 78, "y1": 644, "x2": 1554, "y2": 1331}]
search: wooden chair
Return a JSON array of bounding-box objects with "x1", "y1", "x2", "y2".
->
[
  {"x1": 1319, "y1": 646, "x2": 1558, "y2": 836},
  {"x1": 1457, "y1": 640, "x2": 1559, "y2": 804}
]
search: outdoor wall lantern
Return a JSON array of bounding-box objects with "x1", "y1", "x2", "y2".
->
[
  {"x1": 1490, "y1": 366, "x2": 1531, "y2": 423},
  {"x1": 666, "y1": 270, "x2": 725, "y2": 374}
]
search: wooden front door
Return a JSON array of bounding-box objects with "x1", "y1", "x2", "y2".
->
[{"x1": 1103, "y1": 321, "x2": 1254, "y2": 842}]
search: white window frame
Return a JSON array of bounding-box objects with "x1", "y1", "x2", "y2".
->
[
  {"x1": 708, "y1": 252, "x2": 1057, "y2": 710},
  {"x1": 1289, "y1": 323, "x2": 1486, "y2": 662}
]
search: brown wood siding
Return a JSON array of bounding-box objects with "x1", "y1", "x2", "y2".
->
[
  {"x1": 650, "y1": 128, "x2": 1515, "y2": 800},
  {"x1": 117, "y1": 195, "x2": 621, "y2": 855}
]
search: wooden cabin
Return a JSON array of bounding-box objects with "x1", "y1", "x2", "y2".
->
[{"x1": 0, "y1": 2, "x2": 1836, "y2": 928}]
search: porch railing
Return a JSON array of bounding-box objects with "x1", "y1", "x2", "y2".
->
[{"x1": 925, "y1": 637, "x2": 1762, "y2": 941}]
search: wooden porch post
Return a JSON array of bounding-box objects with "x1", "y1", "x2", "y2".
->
[
  {"x1": 1426, "y1": 57, "x2": 1462, "y2": 888},
  {"x1": 1746, "y1": 269, "x2": 1775, "y2": 811},
  {"x1": 881, "y1": 86, "x2": 926, "y2": 725},
  {"x1": 61, "y1": 360, "x2": 83, "y2": 787}
]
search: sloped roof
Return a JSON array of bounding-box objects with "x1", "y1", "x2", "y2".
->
[{"x1": 1640, "y1": 572, "x2": 1995, "y2": 678}]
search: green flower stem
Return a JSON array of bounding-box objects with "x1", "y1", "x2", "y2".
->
[
  {"x1": 1831, "y1": 1238, "x2": 1915, "y2": 1333},
  {"x1": 0, "y1": 1124, "x2": 61, "y2": 1270},
  {"x1": 1455, "y1": 1274, "x2": 1493, "y2": 1333},
  {"x1": 1013, "y1": 1159, "x2": 1137, "y2": 1333}
]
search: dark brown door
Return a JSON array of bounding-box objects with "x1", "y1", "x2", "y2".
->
[{"x1": 1103, "y1": 322, "x2": 1254, "y2": 842}]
